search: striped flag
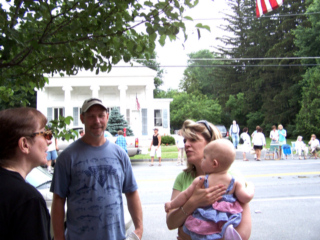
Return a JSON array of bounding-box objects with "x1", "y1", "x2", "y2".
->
[
  {"x1": 256, "y1": 0, "x2": 284, "y2": 18},
  {"x1": 136, "y1": 94, "x2": 140, "y2": 111}
]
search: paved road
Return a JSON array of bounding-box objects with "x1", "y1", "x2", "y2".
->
[{"x1": 126, "y1": 158, "x2": 320, "y2": 240}]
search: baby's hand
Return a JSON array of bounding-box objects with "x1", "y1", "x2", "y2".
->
[
  {"x1": 164, "y1": 202, "x2": 171, "y2": 213},
  {"x1": 245, "y1": 181, "x2": 255, "y2": 196}
]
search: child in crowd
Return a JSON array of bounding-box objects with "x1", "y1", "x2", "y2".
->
[{"x1": 165, "y1": 139, "x2": 255, "y2": 240}]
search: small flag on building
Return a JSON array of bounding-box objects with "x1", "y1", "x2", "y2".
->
[
  {"x1": 136, "y1": 94, "x2": 140, "y2": 111},
  {"x1": 256, "y1": 0, "x2": 284, "y2": 18}
]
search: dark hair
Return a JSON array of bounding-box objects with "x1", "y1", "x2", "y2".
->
[
  {"x1": 118, "y1": 130, "x2": 124, "y2": 135},
  {"x1": 257, "y1": 126, "x2": 263, "y2": 132},
  {"x1": 0, "y1": 107, "x2": 47, "y2": 165},
  {"x1": 243, "y1": 127, "x2": 248, "y2": 132},
  {"x1": 272, "y1": 125, "x2": 276, "y2": 130}
]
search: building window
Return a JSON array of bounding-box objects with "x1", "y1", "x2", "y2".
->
[
  {"x1": 47, "y1": 107, "x2": 65, "y2": 122},
  {"x1": 154, "y1": 109, "x2": 162, "y2": 127},
  {"x1": 73, "y1": 107, "x2": 81, "y2": 126},
  {"x1": 54, "y1": 108, "x2": 64, "y2": 120},
  {"x1": 142, "y1": 109, "x2": 148, "y2": 135},
  {"x1": 126, "y1": 109, "x2": 130, "y2": 125}
]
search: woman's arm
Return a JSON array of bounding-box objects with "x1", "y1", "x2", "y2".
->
[
  {"x1": 166, "y1": 178, "x2": 226, "y2": 230},
  {"x1": 235, "y1": 203, "x2": 252, "y2": 240}
]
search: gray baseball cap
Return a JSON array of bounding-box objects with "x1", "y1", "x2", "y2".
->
[{"x1": 81, "y1": 98, "x2": 107, "y2": 113}]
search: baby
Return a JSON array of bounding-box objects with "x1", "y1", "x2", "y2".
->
[{"x1": 165, "y1": 139, "x2": 254, "y2": 240}]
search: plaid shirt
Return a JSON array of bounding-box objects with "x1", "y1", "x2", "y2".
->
[{"x1": 115, "y1": 135, "x2": 127, "y2": 153}]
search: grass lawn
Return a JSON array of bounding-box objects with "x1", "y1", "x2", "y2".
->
[
  {"x1": 130, "y1": 139, "x2": 296, "y2": 160},
  {"x1": 130, "y1": 145, "x2": 178, "y2": 160}
]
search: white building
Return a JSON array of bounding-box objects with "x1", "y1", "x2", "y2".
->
[{"x1": 36, "y1": 61, "x2": 173, "y2": 138}]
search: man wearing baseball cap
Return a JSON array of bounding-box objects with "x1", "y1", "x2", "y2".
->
[{"x1": 50, "y1": 98, "x2": 143, "y2": 240}]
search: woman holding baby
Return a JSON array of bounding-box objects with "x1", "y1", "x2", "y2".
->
[{"x1": 166, "y1": 119, "x2": 253, "y2": 240}]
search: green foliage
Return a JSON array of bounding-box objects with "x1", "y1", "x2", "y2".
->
[
  {"x1": 136, "y1": 51, "x2": 165, "y2": 97},
  {"x1": 246, "y1": 111, "x2": 265, "y2": 134},
  {"x1": 295, "y1": 67, "x2": 320, "y2": 137},
  {"x1": 106, "y1": 108, "x2": 134, "y2": 136},
  {"x1": 212, "y1": 0, "x2": 308, "y2": 132},
  {"x1": 48, "y1": 115, "x2": 78, "y2": 141},
  {"x1": 0, "y1": 0, "x2": 209, "y2": 107},
  {"x1": 293, "y1": 0, "x2": 320, "y2": 137},
  {"x1": 226, "y1": 93, "x2": 248, "y2": 126},
  {"x1": 179, "y1": 50, "x2": 224, "y2": 98},
  {"x1": 161, "y1": 135, "x2": 175, "y2": 145},
  {"x1": 170, "y1": 92, "x2": 221, "y2": 130}
]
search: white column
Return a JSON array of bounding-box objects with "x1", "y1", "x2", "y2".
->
[
  {"x1": 35, "y1": 87, "x2": 47, "y2": 116},
  {"x1": 90, "y1": 85, "x2": 100, "y2": 98},
  {"x1": 118, "y1": 85, "x2": 128, "y2": 118},
  {"x1": 146, "y1": 84, "x2": 155, "y2": 136},
  {"x1": 62, "y1": 86, "x2": 73, "y2": 119}
]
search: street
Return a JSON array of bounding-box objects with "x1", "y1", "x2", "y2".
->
[{"x1": 126, "y1": 157, "x2": 320, "y2": 240}]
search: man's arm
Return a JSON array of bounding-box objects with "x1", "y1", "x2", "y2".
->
[
  {"x1": 51, "y1": 193, "x2": 66, "y2": 240},
  {"x1": 157, "y1": 135, "x2": 161, "y2": 148},
  {"x1": 149, "y1": 139, "x2": 153, "y2": 149},
  {"x1": 125, "y1": 191, "x2": 143, "y2": 239}
]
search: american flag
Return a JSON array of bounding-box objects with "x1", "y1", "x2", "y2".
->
[
  {"x1": 136, "y1": 95, "x2": 140, "y2": 111},
  {"x1": 256, "y1": 0, "x2": 284, "y2": 18}
]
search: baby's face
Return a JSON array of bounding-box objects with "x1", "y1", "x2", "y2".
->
[{"x1": 201, "y1": 151, "x2": 214, "y2": 173}]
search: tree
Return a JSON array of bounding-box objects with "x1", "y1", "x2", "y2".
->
[
  {"x1": 0, "y1": 0, "x2": 209, "y2": 107},
  {"x1": 295, "y1": 67, "x2": 320, "y2": 137},
  {"x1": 106, "y1": 108, "x2": 134, "y2": 136},
  {"x1": 179, "y1": 50, "x2": 224, "y2": 98},
  {"x1": 215, "y1": 0, "x2": 308, "y2": 132},
  {"x1": 170, "y1": 92, "x2": 221, "y2": 130},
  {"x1": 136, "y1": 51, "x2": 165, "y2": 97},
  {"x1": 294, "y1": 0, "x2": 320, "y2": 137}
]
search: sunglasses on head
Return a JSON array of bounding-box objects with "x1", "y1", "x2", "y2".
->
[
  {"x1": 196, "y1": 120, "x2": 213, "y2": 139},
  {"x1": 30, "y1": 130, "x2": 53, "y2": 140}
]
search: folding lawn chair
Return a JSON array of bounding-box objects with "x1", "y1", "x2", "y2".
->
[{"x1": 282, "y1": 144, "x2": 293, "y2": 159}]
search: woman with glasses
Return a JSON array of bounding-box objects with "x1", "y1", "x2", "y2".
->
[
  {"x1": 0, "y1": 107, "x2": 52, "y2": 240},
  {"x1": 166, "y1": 119, "x2": 252, "y2": 240}
]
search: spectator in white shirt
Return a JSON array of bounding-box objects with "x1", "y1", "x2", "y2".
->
[
  {"x1": 252, "y1": 126, "x2": 266, "y2": 161},
  {"x1": 175, "y1": 130, "x2": 185, "y2": 165},
  {"x1": 295, "y1": 136, "x2": 308, "y2": 160},
  {"x1": 269, "y1": 125, "x2": 279, "y2": 143}
]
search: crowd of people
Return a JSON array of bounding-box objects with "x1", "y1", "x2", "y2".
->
[
  {"x1": 1, "y1": 99, "x2": 319, "y2": 240},
  {"x1": 231, "y1": 121, "x2": 320, "y2": 161}
]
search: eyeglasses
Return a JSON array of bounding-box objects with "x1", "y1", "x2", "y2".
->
[
  {"x1": 197, "y1": 120, "x2": 212, "y2": 139},
  {"x1": 30, "y1": 130, "x2": 53, "y2": 140}
]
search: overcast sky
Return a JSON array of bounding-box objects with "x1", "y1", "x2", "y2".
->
[{"x1": 155, "y1": 0, "x2": 232, "y2": 91}]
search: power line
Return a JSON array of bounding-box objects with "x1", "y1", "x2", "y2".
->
[
  {"x1": 114, "y1": 64, "x2": 320, "y2": 68},
  {"x1": 135, "y1": 57, "x2": 320, "y2": 61}
]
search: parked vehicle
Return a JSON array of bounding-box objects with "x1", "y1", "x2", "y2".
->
[
  {"x1": 26, "y1": 167, "x2": 133, "y2": 238},
  {"x1": 57, "y1": 128, "x2": 140, "y2": 157},
  {"x1": 216, "y1": 125, "x2": 229, "y2": 139}
]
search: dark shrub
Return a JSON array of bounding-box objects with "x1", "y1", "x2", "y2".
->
[{"x1": 161, "y1": 135, "x2": 176, "y2": 145}]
